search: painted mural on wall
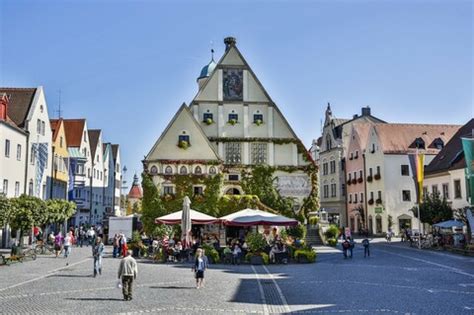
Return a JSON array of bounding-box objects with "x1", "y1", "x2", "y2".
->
[
  {"x1": 223, "y1": 69, "x2": 243, "y2": 100},
  {"x1": 276, "y1": 175, "x2": 311, "y2": 197}
]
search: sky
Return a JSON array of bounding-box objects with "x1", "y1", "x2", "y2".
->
[{"x1": 1, "y1": 0, "x2": 472, "y2": 187}]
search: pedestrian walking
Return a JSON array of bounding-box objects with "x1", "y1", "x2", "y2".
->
[
  {"x1": 118, "y1": 250, "x2": 138, "y2": 301},
  {"x1": 342, "y1": 239, "x2": 350, "y2": 259},
  {"x1": 92, "y1": 237, "x2": 104, "y2": 277},
  {"x1": 78, "y1": 227, "x2": 85, "y2": 247},
  {"x1": 113, "y1": 234, "x2": 120, "y2": 258},
  {"x1": 362, "y1": 238, "x2": 370, "y2": 258},
  {"x1": 348, "y1": 237, "x2": 355, "y2": 258},
  {"x1": 54, "y1": 232, "x2": 63, "y2": 258},
  {"x1": 121, "y1": 234, "x2": 128, "y2": 257},
  {"x1": 192, "y1": 248, "x2": 208, "y2": 289},
  {"x1": 87, "y1": 227, "x2": 95, "y2": 246},
  {"x1": 63, "y1": 232, "x2": 73, "y2": 259}
]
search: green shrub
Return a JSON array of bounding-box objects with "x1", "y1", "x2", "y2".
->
[
  {"x1": 309, "y1": 216, "x2": 319, "y2": 225},
  {"x1": 324, "y1": 224, "x2": 339, "y2": 239},
  {"x1": 245, "y1": 251, "x2": 269, "y2": 265},
  {"x1": 287, "y1": 224, "x2": 307, "y2": 240},
  {"x1": 202, "y1": 244, "x2": 220, "y2": 264},
  {"x1": 327, "y1": 238, "x2": 338, "y2": 247},
  {"x1": 294, "y1": 249, "x2": 316, "y2": 263},
  {"x1": 245, "y1": 232, "x2": 268, "y2": 253}
]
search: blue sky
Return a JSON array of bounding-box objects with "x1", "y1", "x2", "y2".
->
[{"x1": 1, "y1": 0, "x2": 472, "y2": 185}]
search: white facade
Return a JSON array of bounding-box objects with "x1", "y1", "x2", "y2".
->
[
  {"x1": 0, "y1": 122, "x2": 27, "y2": 197},
  {"x1": 23, "y1": 87, "x2": 53, "y2": 199},
  {"x1": 424, "y1": 168, "x2": 469, "y2": 211},
  {"x1": 112, "y1": 145, "x2": 122, "y2": 217}
]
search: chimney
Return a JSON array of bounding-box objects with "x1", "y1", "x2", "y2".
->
[
  {"x1": 353, "y1": 114, "x2": 358, "y2": 119},
  {"x1": 224, "y1": 36, "x2": 236, "y2": 51},
  {"x1": 361, "y1": 106, "x2": 371, "y2": 116},
  {"x1": 0, "y1": 93, "x2": 8, "y2": 121}
]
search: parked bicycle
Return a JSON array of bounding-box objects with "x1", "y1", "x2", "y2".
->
[{"x1": 34, "y1": 241, "x2": 55, "y2": 255}]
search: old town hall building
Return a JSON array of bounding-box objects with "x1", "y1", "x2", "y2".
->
[{"x1": 144, "y1": 37, "x2": 314, "y2": 211}]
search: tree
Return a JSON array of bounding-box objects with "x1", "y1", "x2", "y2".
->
[
  {"x1": 10, "y1": 195, "x2": 46, "y2": 237},
  {"x1": 45, "y1": 199, "x2": 76, "y2": 225},
  {"x1": 412, "y1": 193, "x2": 453, "y2": 225},
  {"x1": 141, "y1": 173, "x2": 165, "y2": 235},
  {"x1": 0, "y1": 194, "x2": 13, "y2": 227},
  {"x1": 132, "y1": 202, "x2": 140, "y2": 214}
]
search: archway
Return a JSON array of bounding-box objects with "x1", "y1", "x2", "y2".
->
[{"x1": 225, "y1": 188, "x2": 241, "y2": 195}]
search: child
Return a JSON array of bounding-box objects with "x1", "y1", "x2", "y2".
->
[
  {"x1": 192, "y1": 248, "x2": 208, "y2": 289},
  {"x1": 362, "y1": 238, "x2": 370, "y2": 258}
]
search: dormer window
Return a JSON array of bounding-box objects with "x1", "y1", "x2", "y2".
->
[
  {"x1": 412, "y1": 137, "x2": 425, "y2": 149},
  {"x1": 431, "y1": 138, "x2": 444, "y2": 150},
  {"x1": 178, "y1": 134, "x2": 190, "y2": 149}
]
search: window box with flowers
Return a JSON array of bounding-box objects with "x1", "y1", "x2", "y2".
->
[
  {"x1": 254, "y1": 119, "x2": 263, "y2": 126},
  {"x1": 178, "y1": 140, "x2": 190, "y2": 150},
  {"x1": 357, "y1": 177, "x2": 363, "y2": 184},
  {"x1": 374, "y1": 174, "x2": 381, "y2": 180},
  {"x1": 228, "y1": 119, "x2": 238, "y2": 126},
  {"x1": 204, "y1": 118, "x2": 214, "y2": 125},
  {"x1": 376, "y1": 198, "x2": 382, "y2": 204},
  {"x1": 368, "y1": 199, "x2": 374, "y2": 205},
  {"x1": 367, "y1": 175, "x2": 373, "y2": 182}
]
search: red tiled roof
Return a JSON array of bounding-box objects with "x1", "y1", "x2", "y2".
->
[
  {"x1": 0, "y1": 88, "x2": 37, "y2": 128},
  {"x1": 50, "y1": 119, "x2": 62, "y2": 142},
  {"x1": 63, "y1": 119, "x2": 86, "y2": 147},
  {"x1": 374, "y1": 123, "x2": 461, "y2": 154},
  {"x1": 128, "y1": 185, "x2": 142, "y2": 199}
]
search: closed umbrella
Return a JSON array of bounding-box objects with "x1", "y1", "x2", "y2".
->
[{"x1": 181, "y1": 196, "x2": 192, "y2": 249}]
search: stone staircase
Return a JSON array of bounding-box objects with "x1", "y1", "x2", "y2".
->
[{"x1": 306, "y1": 226, "x2": 324, "y2": 246}]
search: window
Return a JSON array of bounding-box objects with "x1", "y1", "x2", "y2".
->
[
  {"x1": 150, "y1": 166, "x2": 158, "y2": 175},
  {"x1": 228, "y1": 174, "x2": 239, "y2": 181},
  {"x1": 423, "y1": 186, "x2": 428, "y2": 198},
  {"x1": 16, "y1": 144, "x2": 21, "y2": 160},
  {"x1": 341, "y1": 184, "x2": 346, "y2": 196},
  {"x1": 209, "y1": 166, "x2": 217, "y2": 175},
  {"x1": 4, "y1": 139, "x2": 10, "y2": 157},
  {"x1": 96, "y1": 155, "x2": 99, "y2": 162},
  {"x1": 41, "y1": 121, "x2": 45, "y2": 135},
  {"x1": 194, "y1": 166, "x2": 202, "y2": 174},
  {"x1": 179, "y1": 166, "x2": 188, "y2": 174},
  {"x1": 354, "y1": 193, "x2": 358, "y2": 203},
  {"x1": 377, "y1": 191, "x2": 382, "y2": 200},
  {"x1": 348, "y1": 173, "x2": 352, "y2": 181},
  {"x1": 37, "y1": 119, "x2": 41, "y2": 134},
  {"x1": 354, "y1": 150, "x2": 359, "y2": 159},
  {"x1": 370, "y1": 191, "x2": 374, "y2": 200},
  {"x1": 350, "y1": 152, "x2": 353, "y2": 160},
  {"x1": 371, "y1": 143, "x2": 375, "y2": 153},
  {"x1": 401, "y1": 165, "x2": 409, "y2": 176},
  {"x1": 163, "y1": 166, "x2": 172, "y2": 175},
  {"x1": 203, "y1": 113, "x2": 213, "y2": 122},
  {"x1": 228, "y1": 113, "x2": 238, "y2": 123},
  {"x1": 359, "y1": 170, "x2": 363, "y2": 179},
  {"x1": 178, "y1": 135, "x2": 190, "y2": 145},
  {"x1": 402, "y1": 190, "x2": 411, "y2": 201},
  {"x1": 253, "y1": 114, "x2": 263, "y2": 123},
  {"x1": 163, "y1": 186, "x2": 174, "y2": 195},
  {"x1": 14, "y1": 182, "x2": 20, "y2": 197},
  {"x1": 330, "y1": 160, "x2": 336, "y2": 174},
  {"x1": 432, "y1": 185, "x2": 438, "y2": 195},
  {"x1": 442, "y1": 183, "x2": 449, "y2": 200},
  {"x1": 30, "y1": 145, "x2": 36, "y2": 165},
  {"x1": 331, "y1": 183, "x2": 336, "y2": 197},
  {"x1": 454, "y1": 180, "x2": 462, "y2": 199},
  {"x1": 251, "y1": 143, "x2": 267, "y2": 164},
  {"x1": 2, "y1": 180, "x2": 8, "y2": 195},
  {"x1": 193, "y1": 186, "x2": 203, "y2": 196},
  {"x1": 323, "y1": 163, "x2": 328, "y2": 175},
  {"x1": 349, "y1": 194, "x2": 352, "y2": 203},
  {"x1": 60, "y1": 136, "x2": 63, "y2": 148},
  {"x1": 413, "y1": 137, "x2": 425, "y2": 149},
  {"x1": 225, "y1": 142, "x2": 241, "y2": 164},
  {"x1": 84, "y1": 131, "x2": 87, "y2": 142},
  {"x1": 88, "y1": 168, "x2": 91, "y2": 177},
  {"x1": 376, "y1": 166, "x2": 380, "y2": 175},
  {"x1": 360, "y1": 192, "x2": 364, "y2": 203},
  {"x1": 369, "y1": 168, "x2": 373, "y2": 176},
  {"x1": 323, "y1": 185, "x2": 329, "y2": 198}
]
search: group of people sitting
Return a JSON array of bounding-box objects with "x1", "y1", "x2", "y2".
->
[{"x1": 222, "y1": 239, "x2": 248, "y2": 265}]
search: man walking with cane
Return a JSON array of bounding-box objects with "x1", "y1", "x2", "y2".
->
[{"x1": 118, "y1": 250, "x2": 138, "y2": 301}]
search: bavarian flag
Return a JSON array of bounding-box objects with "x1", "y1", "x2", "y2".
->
[
  {"x1": 461, "y1": 137, "x2": 474, "y2": 206},
  {"x1": 408, "y1": 152, "x2": 425, "y2": 204}
]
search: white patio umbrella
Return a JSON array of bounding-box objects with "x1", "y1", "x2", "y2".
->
[{"x1": 181, "y1": 196, "x2": 192, "y2": 249}]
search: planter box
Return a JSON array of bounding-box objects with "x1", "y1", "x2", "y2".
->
[
  {"x1": 250, "y1": 255, "x2": 264, "y2": 265},
  {"x1": 297, "y1": 255, "x2": 310, "y2": 263}
]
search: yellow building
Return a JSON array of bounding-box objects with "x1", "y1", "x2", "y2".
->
[{"x1": 50, "y1": 119, "x2": 69, "y2": 199}]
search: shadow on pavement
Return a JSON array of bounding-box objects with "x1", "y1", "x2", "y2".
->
[
  {"x1": 49, "y1": 274, "x2": 92, "y2": 278},
  {"x1": 66, "y1": 297, "x2": 124, "y2": 301},
  {"x1": 149, "y1": 286, "x2": 195, "y2": 290}
]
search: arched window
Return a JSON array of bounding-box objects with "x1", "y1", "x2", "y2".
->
[
  {"x1": 165, "y1": 166, "x2": 173, "y2": 174},
  {"x1": 194, "y1": 166, "x2": 202, "y2": 174},
  {"x1": 179, "y1": 166, "x2": 188, "y2": 175},
  {"x1": 150, "y1": 166, "x2": 158, "y2": 175},
  {"x1": 209, "y1": 166, "x2": 216, "y2": 175},
  {"x1": 326, "y1": 134, "x2": 332, "y2": 150}
]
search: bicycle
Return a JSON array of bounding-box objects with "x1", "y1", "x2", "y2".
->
[{"x1": 34, "y1": 242, "x2": 55, "y2": 255}]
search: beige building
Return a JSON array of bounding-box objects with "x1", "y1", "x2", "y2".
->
[{"x1": 144, "y1": 37, "x2": 316, "y2": 213}]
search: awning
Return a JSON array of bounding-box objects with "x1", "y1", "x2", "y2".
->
[
  {"x1": 220, "y1": 208, "x2": 298, "y2": 227},
  {"x1": 155, "y1": 209, "x2": 218, "y2": 225},
  {"x1": 433, "y1": 220, "x2": 465, "y2": 229}
]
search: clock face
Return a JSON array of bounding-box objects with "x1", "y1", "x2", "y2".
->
[{"x1": 223, "y1": 69, "x2": 243, "y2": 101}]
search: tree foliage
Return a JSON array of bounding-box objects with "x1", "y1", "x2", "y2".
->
[
  {"x1": 9, "y1": 195, "x2": 46, "y2": 235},
  {"x1": 412, "y1": 193, "x2": 453, "y2": 224},
  {"x1": 453, "y1": 206, "x2": 472, "y2": 243},
  {"x1": 141, "y1": 173, "x2": 165, "y2": 235},
  {"x1": 45, "y1": 199, "x2": 76, "y2": 224},
  {"x1": 0, "y1": 194, "x2": 13, "y2": 227}
]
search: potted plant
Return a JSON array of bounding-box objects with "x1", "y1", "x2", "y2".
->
[
  {"x1": 245, "y1": 232, "x2": 268, "y2": 265},
  {"x1": 178, "y1": 140, "x2": 189, "y2": 149},
  {"x1": 308, "y1": 216, "x2": 319, "y2": 227},
  {"x1": 204, "y1": 118, "x2": 214, "y2": 125},
  {"x1": 367, "y1": 175, "x2": 373, "y2": 182},
  {"x1": 294, "y1": 248, "x2": 316, "y2": 263},
  {"x1": 228, "y1": 118, "x2": 237, "y2": 125},
  {"x1": 374, "y1": 173, "x2": 381, "y2": 180},
  {"x1": 327, "y1": 238, "x2": 338, "y2": 247},
  {"x1": 202, "y1": 244, "x2": 220, "y2": 264},
  {"x1": 254, "y1": 119, "x2": 263, "y2": 126}
]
